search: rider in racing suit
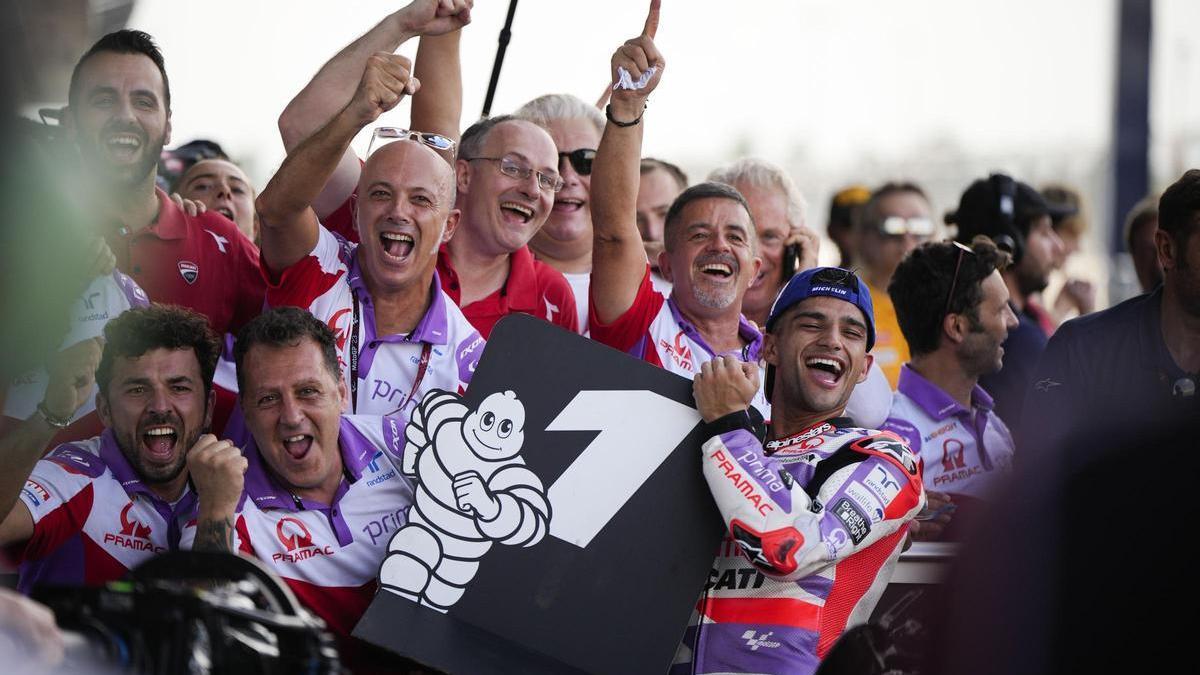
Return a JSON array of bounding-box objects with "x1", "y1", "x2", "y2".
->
[{"x1": 676, "y1": 267, "x2": 926, "y2": 675}]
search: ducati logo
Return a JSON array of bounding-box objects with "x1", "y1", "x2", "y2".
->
[{"x1": 178, "y1": 260, "x2": 199, "y2": 284}]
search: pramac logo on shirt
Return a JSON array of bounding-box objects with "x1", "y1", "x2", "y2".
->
[
  {"x1": 658, "y1": 331, "x2": 694, "y2": 371},
  {"x1": 273, "y1": 516, "x2": 334, "y2": 563},
  {"x1": 104, "y1": 502, "x2": 164, "y2": 552}
]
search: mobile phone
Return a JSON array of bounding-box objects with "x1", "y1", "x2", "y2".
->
[{"x1": 781, "y1": 243, "x2": 800, "y2": 283}]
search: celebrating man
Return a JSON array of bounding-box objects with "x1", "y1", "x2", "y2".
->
[{"x1": 685, "y1": 267, "x2": 925, "y2": 675}]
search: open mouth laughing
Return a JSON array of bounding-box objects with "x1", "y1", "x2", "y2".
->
[
  {"x1": 804, "y1": 355, "x2": 846, "y2": 389},
  {"x1": 282, "y1": 433, "x2": 314, "y2": 461},
  {"x1": 379, "y1": 231, "x2": 416, "y2": 261},
  {"x1": 500, "y1": 201, "x2": 535, "y2": 225}
]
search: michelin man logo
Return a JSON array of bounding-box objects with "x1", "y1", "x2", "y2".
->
[{"x1": 380, "y1": 389, "x2": 550, "y2": 612}]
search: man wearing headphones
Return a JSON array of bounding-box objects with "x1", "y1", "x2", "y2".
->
[{"x1": 946, "y1": 174, "x2": 1066, "y2": 433}]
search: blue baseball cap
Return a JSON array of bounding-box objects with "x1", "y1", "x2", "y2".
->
[{"x1": 766, "y1": 267, "x2": 876, "y2": 351}]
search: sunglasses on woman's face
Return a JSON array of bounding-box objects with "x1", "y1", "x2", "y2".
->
[{"x1": 558, "y1": 148, "x2": 597, "y2": 176}]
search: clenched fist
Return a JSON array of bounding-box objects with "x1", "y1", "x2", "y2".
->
[
  {"x1": 693, "y1": 355, "x2": 760, "y2": 423},
  {"x1": 453, "y1": 470, "x2": 499, "y2": 521},
  {"x1": 40, "y1": 336, "x2": 103, "y2": 424},
  {"x1": 187, "y1": 434, "x2": 247, "y2": 518},
  {"x1": 345, "y1": 53, "x2": 420, "y2": 127},
  {"x1": 397, "y1": 0, "x2": 473, "y2": 37}
]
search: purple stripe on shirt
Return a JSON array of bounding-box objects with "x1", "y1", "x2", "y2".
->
[{"x1": 717, "y1": 430, "x2": 792, "y2": 513}]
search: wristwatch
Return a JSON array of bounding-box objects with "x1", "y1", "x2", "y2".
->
[{"x1": 35, "y1": 402, "x2": 73, "y2": 429}]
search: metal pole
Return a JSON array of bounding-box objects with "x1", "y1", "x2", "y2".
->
[{"x1": 481, "y1": 0, "x2": 519, "y2": 119}]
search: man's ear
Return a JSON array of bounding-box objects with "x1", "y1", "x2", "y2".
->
[
  {"x1": 856, "y1": 353, "x2": 875, "y2": 384},
  {"x1": 337, "y1": 374, "x2": 350, "y2": 413},
  {"x1": 657, "y1": 249, "x2": 673, "y2": 283},
  {"x1": 1155, "y1": 228, "x2": 1176, "y2": 272},
  {"x1": 763, "y1": 333, "x2": 779, "y2": 368},
  {"x1": 942, "y1": 312, "x2": 968, "y2": 347},
  {"x1": 442, "y1": 209, "x2": 461, "y2": 244},
  {"x1": 455, "y1": 159, "x2": 471, "y2": 195},
  {"x1": 164, "y1": 110, "x2": 172, "y2": 147}
]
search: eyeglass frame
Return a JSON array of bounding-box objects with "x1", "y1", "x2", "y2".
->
[
  {"x1": 367, "y1": 127, "x2": 458, "y2": 159},
  {"x1": 942, "y1": 240, "x2": 977, "y2": 318},
  {"x1": 462, "y1": 155, "x2": 565, "y2": 193},
  {"x1": 879, "y1": 216, "x2": 935, "y2": 238},
  {"x1": 558, "y1": 148, "x2": 597, "y2": 176}
]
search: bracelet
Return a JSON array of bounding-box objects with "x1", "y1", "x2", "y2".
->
[
  {"x1": 605, "y1": 103, "x2": 645, "y2": 128},
  {"x1": 35, "y1": 402, "x2": 72, "y2": 429}
]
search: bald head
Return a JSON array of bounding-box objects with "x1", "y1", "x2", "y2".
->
[{"x1": 360, "y1": 140, "x2": 456, "y2": 210}]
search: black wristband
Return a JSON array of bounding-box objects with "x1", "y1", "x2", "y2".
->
[
  {"x1": 701, "y1": 410, "x2": 756, "y2": 439},
  {"x1": 605, "y1": 103, "x2": 645, "y2": 127}
]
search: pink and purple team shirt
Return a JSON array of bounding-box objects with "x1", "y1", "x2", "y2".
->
[
  {"x1": 232, "y1": 414, "x2": 412, "y2": 639},
  {"x1": 15, "y1": 430, "x2": 198, "y2": 593},
  {"x1": 881, "y1": 365, "x2": 1014, "y2": 501},
  {"x1": 590, "y1": 267, "x2": 771, "y2": 418},
  {"x1": 265, "y1": 224, "x2": 484, "y2": 417}
]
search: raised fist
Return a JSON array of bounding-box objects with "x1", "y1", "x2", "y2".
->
[
  {"x1": 608, "y1": 0, "x2": 665, "y2": 120},
  {"x1": 187, "y1": 434, "x2": 247, "y2": 517},
  {"x1": 41, "y1": 336, "x2": 103, "y2": 423},
  {"x1": 398, "y1": 0, "x2": 473, "y2": 37},
  {"x1": 453, "y1": 470, "x2": 499, "y2": 521},
  {"x1": 347, "y1": 53, "x2": 419, "y2": 127}
]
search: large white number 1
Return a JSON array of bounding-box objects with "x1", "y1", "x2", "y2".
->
[{"x1": 546, "y1": 390, "x2": 700, "y2": 548}]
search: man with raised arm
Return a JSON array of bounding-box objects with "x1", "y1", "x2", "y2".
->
[
  {"x1": 684, "y1": 267, "x2": 925, "y2": 675},
  {"x1": 255, "y1": 38, "x2": 483, "y2": 418},
  {"x1": 589, "y1": 2, "x2": 770, "y2": 416}
]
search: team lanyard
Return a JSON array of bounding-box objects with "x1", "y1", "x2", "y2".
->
[{"x1": 348, "y1": 288, "x2": 432, "y2": 416}]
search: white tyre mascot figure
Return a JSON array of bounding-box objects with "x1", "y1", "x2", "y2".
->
[{"x1": 380, "y1": 389, "x2": 550, "y2": 611}]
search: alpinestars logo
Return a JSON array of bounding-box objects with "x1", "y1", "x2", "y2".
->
[
  {"x1": 742, "y1": 630, "x2": 782, "y2": 651},
  {"x1": 273, "y1": 517, "x2": 334, "y2": 563},
  {"x1": 103, "y1": 503, "x2": 164, "y2": 552}
]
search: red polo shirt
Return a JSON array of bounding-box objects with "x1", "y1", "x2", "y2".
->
[
  {"x1": 102, "y1": 188, "x2": 265, "y2": 335},
  {"x1": 436, "y1": 244, "x2": 578, "y2": 338}
]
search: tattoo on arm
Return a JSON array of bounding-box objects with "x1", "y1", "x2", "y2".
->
[{"x1": 193, "y1": 517, "x2": 235, "y2": 552}]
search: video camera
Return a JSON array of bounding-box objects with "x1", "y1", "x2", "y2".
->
[{"x1": 31, "y1": 551, "x2": 341, "y2": 675}]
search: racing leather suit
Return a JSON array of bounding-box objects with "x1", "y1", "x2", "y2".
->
[{"x1": 674, "y1": 414, "x2": 925, "y2": 675}]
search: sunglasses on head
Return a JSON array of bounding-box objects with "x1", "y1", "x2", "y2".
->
[
  {"x1": 943, "y1": 240, "x2": 977, "y2": 318},
  {"x1": 558, "y1": 148, "x2": 596, "y2": 176},
  {"x1": 367, "y1": 127, "x2": 458, "y2": 158}
]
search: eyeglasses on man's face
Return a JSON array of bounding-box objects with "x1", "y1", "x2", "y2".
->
[{"x1": 464, "y1": 155, "x2": 564, "y2": 193}]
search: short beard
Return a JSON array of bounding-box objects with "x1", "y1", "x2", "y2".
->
[
  {"x1": 80, "y1": 131, "x2": 166, "y2": 192},
  {"x1": 693, "y1": 283, "x2": 738, "y2": 310},
  {"x1": 1014, "y1": 258, "x2": 1049, "y2": 297},
  {"x1": 115, "y1": 421, "x2": 204, "y2": 488}
]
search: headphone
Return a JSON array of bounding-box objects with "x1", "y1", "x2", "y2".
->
[{"x1": 988, "y1": 173, "x2": 1026, "y2": 264}]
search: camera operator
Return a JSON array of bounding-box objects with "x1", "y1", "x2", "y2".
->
[{"x1": 0, "y1": 305, "x2": 224, "y2": 592}]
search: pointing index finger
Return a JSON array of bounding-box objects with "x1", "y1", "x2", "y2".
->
[{"x1": 642, "y1": 0, "x2": 660, "y2": 38}]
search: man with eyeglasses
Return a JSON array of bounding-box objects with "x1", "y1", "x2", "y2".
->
[
  {"x1": 589, "y1": 6, "x2": 769, "y2": 417},
  {"x1": 514, "y1": 94, "x2": 605, "y2": 333},
  {"x1": 853, "y1": 182, "x2": 937, "y2": 388},
  {"x1": 254, "y1": 44, "x2": 483, "y2": 417},
  {"x1": 438, "y1": 114, "x2": 579, "y2": 337},
  {"x1": 881, "y1": 239, "x2": 1018, "y2": 541}
]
